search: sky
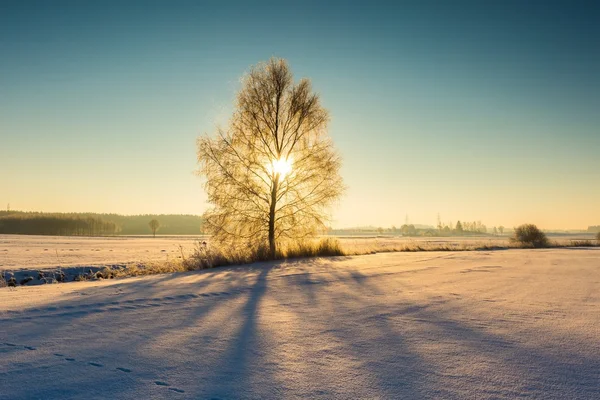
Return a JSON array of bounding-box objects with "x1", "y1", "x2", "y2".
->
[{"x1": 1, "y1": 0, "x2": 598, "y2": 230}]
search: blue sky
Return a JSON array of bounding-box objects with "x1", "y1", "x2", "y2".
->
[{"x1": 1, "y1": 0, "x2": 598, "y2": 229}]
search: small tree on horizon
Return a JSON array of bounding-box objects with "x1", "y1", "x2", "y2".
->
[
  {"x1": 455, "y1": 220, "x2": 463, "y2": 234},
  {"x1": 197, "y1": 58, "x2": 344, "y2": 258},
  {"x1": 401, "y1": 224, "x2": 417, "y2": 236},
  {"x1": 498, "y1": 225, "x2": 505, "y2": 235},
  {"x1": 149, "y1": 219, "x2": 160, "y2": 238}
]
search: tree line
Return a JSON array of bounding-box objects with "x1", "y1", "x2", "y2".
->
[
  {"x1": 396, "y1": 220, "x2": 502, "y2": 236},
  {"x1": 0, "y1": 211, "x2": 203, "y2": 236},
  {"x1": 329, "y1": 220, "x2": 506, "y2": 237},
  {"x1": 0, "y1": 214, "x2": 119, "y2": 236}
]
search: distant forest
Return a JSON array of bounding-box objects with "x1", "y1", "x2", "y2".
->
[
  {"x1": 0, "y1": 211, "x2": 203, "y2": 236},
  {"x1": 329, "y1": 221, "x2": 496, "y2": 237}
]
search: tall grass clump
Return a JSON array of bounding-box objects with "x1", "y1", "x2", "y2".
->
[
  {"x1": 510, "y1": 224, "x2": 549, "y2": 248},
  {"x1": 283, "y1": 238, "x2": 345, "y2": 259},
  {"x1": 182, "y1": 241, "x2": 244, "y2": 270},
  {"x1": 570, "y1": 240, "x2": 595, "y2": 247},
  {"x1": 182, "y1": 238, "x2": 345, "y2": 270}
]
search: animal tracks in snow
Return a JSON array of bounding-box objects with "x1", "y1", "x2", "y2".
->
[
  {"x1": 460, "y1": 265, "x2": 503, "y2": 274},
  {"x1": 1, "y1": 342, "x2": 36, "y2": 351},
  {"x1": 1, "y1": 342, "x2": 185, "y2": 394},
  {"x1": 155, "y1": 381, "x2": 186, "y2": 394},
  {"x1": 0, "y1": 288, "x2": 241, "y2": 395},
  {"x1": 1, "y1": 287, "x2": 250, "y2": 323}
]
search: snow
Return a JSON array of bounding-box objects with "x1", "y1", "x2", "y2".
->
[
  {"x1": 1, "y1": 248, "x2": 599, "y2": 399},
  {"x1": 0, "y1": 235, "x2": 204, "y2": 271}
]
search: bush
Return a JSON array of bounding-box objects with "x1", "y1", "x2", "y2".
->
[
  {"x1": 597, "y1": 232, "x2": 600, "y2": 242},
  {"x1": 510, "y1": 224, "x2": 549, "y2": 248}
]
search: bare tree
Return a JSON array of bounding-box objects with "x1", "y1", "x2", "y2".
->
[
  {"x1": 197, "y1": 58, "x2": 344, "y2": 258},
  {"x1": 149, "y1": 219, "x2": 160, "y2": 238}
]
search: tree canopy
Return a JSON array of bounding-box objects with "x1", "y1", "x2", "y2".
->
[{"x1": 197, "y1": 58, "x2": 344, "y2": 257}]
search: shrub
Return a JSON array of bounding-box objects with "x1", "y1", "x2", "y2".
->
[
  {"x1": 510, "y1": 224, "x2": 549, "y2": 248},
  {"x1": 597, "y1": 232, "x2": 600, "y2": 242}
]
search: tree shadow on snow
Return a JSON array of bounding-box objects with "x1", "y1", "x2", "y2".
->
[{"x1": 1, "y1": 257, "x2": 600, "y2": 399}]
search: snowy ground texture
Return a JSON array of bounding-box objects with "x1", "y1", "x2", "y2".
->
[
  {"x1": 1, "y1": 248, "x2": 599, "y2": 399},
  {"x1": 0, "y1": 234, "x2": 206, "y2": 271}
]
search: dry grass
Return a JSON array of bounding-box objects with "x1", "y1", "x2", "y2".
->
[
  {"x1": 283, "y1": 238, "x2": 345, "y2": 259},
  {"x1": 338, "y1": 237, "x2": 599, "y2": 255},
  {"x1": 112, "y1": 236, "x2": 599, "y2": 279},
  {"x1": 109, "y1": 262, "x2": 188, "y2": 278},
  {"x1": 107, "y1": 238, "x2": 514, "y2": 280},
  {"x1": 338, "y1": 239, "x2": 512, "y2": 254},
  {"x1": 86, "y1": 238, "x2": 348, "y2": 279},
  {"x1": 9, "y1": 236, "x2": 594, "y2": 284},
  {"x1": 556, "y1": 240, "x2": 597, "y2": 248},
  {"x1": 180, "y1": 237, "x2": 346, "y2": 271}
]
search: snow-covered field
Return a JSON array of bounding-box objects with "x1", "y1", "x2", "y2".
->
[
  {"x1": 0, "y1": 234, "x2": 206, "y2": 271},
  {"x1": 1, "y1": 248, "x2": 599, "y2": 399},
  {"x1": 2, "y1": 234, "x2": 595, "y2": 272}
]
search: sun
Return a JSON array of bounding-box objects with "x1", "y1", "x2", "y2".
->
[{"x1": 270, "y1": 157, "x2": 293, "y2": 179}]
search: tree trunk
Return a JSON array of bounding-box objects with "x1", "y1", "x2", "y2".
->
[{"x1": 268, "y1": 175, "x2": 279, "y2": 258}]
